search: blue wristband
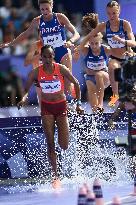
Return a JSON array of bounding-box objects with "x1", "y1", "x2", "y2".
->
[{"x1": 77, "y1": 100, "x2": 81, "y2": 106}]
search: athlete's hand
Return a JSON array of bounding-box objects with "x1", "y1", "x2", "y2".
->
[
  {"x1": 124, "y1": 51, "x2": 135, "y2": 57},
  {"x1": 17, "y1": 100, "x2": 26, "y2": 110},
  {"x1": 107, "y1": 119, "x2": 115, "y2": 131},
  {"x1": 76, "y1": 105, "x2": 84, "y2": 115},
  {"x1": 0, "y1": 42, "x2": 11, "y2": 48},
  {"x1": 112, "y1": 35, "x2": 122, "y2": 42},
  {"x1": 64, "y1": 41, "x2": 74, "y2": 49}
]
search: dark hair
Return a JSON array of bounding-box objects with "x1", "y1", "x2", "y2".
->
[
  {"x1": 82, "y1": 13, "x2": 99, "y2": 34},
  {"x1": 38, "y1": 0, "x2": 53, "y2": 6},
  {"x1": 41, "y1": 45, "x2": 55, "y2": 55},
  {"x1": 107, "y1": 1, "x2": 119, "y2": 8}
]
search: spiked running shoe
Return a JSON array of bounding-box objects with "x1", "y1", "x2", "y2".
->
[{"x1": 108, "y1": 94, "x2": 119, "y2": 107}]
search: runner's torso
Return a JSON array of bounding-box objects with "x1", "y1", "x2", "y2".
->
[
  {"x1": 84, "y1": 45, "x2": 108, "y2": 71},
  {"x1": 106, "y1": 19, "x2": 128, "y2": 48},
  {"x1": 37, "y1": 62, "x2": 65, "y2": 101},
  {"x1": 39, "y1": 13, "x2": 66, "y2": 48}
]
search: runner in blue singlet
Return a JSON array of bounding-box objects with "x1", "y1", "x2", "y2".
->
[
  {"x1": 0, "y1": 0, "x2": 80, "y2": 97},
  {"x1": 80, "y1": 1, "x2": 135, "y2": 106}
]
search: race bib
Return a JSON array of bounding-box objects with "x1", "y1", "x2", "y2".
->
[
  {"x1": 40, "y1": 80, "x2": 61, "y2": 93},
  {"x1": 108, "y1": 37, "x2": 125, "y2": 48},
  {"x1": 87, "y1": 60, "x2": 107, "y2": 70},
  {"x1": 43, "y1": 32, "x2": 64, "y2": 48}
]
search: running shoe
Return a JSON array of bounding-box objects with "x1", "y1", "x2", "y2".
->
[
  {"x1": 51, "y1": 178, "x2": 61, "y2": 189},
  {"x1": 108, "y1": 94, "x2": 119, "y2": 107}
]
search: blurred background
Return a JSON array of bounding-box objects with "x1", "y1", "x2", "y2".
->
[{"x1": 0, "y1": 0, "x2": 136, "y2": 108}]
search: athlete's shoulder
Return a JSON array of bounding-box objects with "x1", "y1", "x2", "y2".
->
[
  {"x1": 122, "y1": 19, "x2": 132, "y2": 31},
  {"x1": 122, "y1": 19, "x2": 130, "y2": 24},
  {"x1": 55, "y1": 62, "x2": 67, "y2": 71},
  {"x1": 56, "y1": 13, "x2": 68, "y2": 22},
  {"x1": 121, "y1": 19, "x2": 131, "y2": 27},
  {"x1": 56, "y1": 13, "x2": 66, "y2": 18}
]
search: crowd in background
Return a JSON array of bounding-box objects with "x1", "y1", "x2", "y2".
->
[
  {"x1": 0, "y1": 0, "x2": 37, "y2": 106},
  {"x1": 0, "y1": 0, "x2": 88, "y2": 107},
  {"x1": 0, "y1": 0, "x2": 40, "y2": 56}
]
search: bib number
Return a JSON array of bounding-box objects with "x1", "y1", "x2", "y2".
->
[
  {"x1": 43, "y1": 33, "x2": 63, "y2": 48},
  {"x1": 40, "y1": 80, "x2": 61, "y2": 93},
  {"x1": 87, "y1": 61, "x2": 107, "y2": 70}
]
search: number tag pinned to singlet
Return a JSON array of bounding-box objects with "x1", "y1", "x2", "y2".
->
[
  {"x1": 43, "y1": 32, "x2": 64, "y2": 48},
  {"x1": 40, "y1": 80, "x2": 61, "y2": 93}
]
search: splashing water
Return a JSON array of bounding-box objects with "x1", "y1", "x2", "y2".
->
[
  {"x1": 60, "y1": 113, "x2": 134, "y2": 186},
  {"x1": 0, "y1": 112, "x2": 135, "y2": 194}
]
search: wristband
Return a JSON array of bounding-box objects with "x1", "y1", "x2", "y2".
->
[{"x1": 76, "y1": 100, "x2": 82, "y2": 106}]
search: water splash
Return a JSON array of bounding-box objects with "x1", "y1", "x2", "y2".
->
[
  {"x1": 0, "y1": 112, "x2": 134, "y2": 194},
  {"x1": 61, "y1": 113, "x2": 134, "y2": 185}
]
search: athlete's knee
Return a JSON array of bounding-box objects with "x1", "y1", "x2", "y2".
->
[
  {"x1": 95, "y1": 72, "x2": 103, "y2": 78},
  {"x1": 61, "y1": 144, "x2": 68, "y2": 150},
  {"x1": 108, "y1": 60, "x2": 119, "y2": 69}
]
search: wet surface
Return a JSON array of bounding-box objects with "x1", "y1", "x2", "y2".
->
[{"x1": 0, "y1": 104, "x2": 135, "y2": 205}]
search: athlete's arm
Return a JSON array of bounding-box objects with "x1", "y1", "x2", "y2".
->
[
  {"x1": 17, "y1": 69, "x2": 38, "y2": 108},
  {"x1": 57, "y1": 13, "x2": 80, "y2": 43},
  {"x1": 112, "y1": 35, "x2": 136, "y2": 47},
  {"x1": 60, "y1": 65, "x2": 81, "y2": 100},
  {"x1": 24, "y1": 41, "x2": 40, "y2": 66},
  {"x1": 104, "y1": 45, "x2": 129, "y2": 59},
  {"x1": 24, "y1": 69, "x2": 38, "y2": 95},
  {"x1": 79, "y1": 22, "x2": 106, "y2": 49},
  {"x1": 0, "y1": 17, "x2": 39, "y2": 48},
  {"x1": 60, "y1": 64, "x2": 84, "y2": 113},
  {"x1": 124, "y1": 20, "x2": 135, "y2": 41},
  {"x1": 72, "y1": 46, "x2": 80, "y2": 61},
  {"x1": 123, "y1": 20, "x2": 135, "y2": 53},
  {"x1": 111, "y1": 21, "x2": 135, "y2": 48}
]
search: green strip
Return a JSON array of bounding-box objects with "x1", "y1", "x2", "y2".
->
[{"x1": 0, "y1": 177, "x2": 50, "y2": 186}]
